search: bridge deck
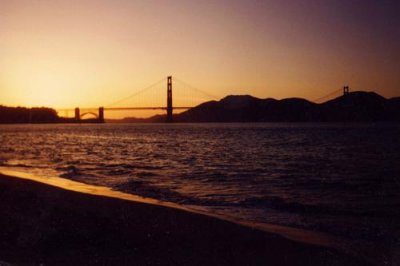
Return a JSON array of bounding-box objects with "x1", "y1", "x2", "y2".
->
[
  {"x1": 105, "y1": 107, "x2": 192, "y2": 111},
  {"x1": 57, "y1": 107, "x2": 193, "y2": 112}
]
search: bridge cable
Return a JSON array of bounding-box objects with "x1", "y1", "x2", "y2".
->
[
  {"x1": 105, "y1": 77, "x2": 167, "y2": 107},
  {"x1": 173, "y1": 77, "x2": 221, "y2": 101},
  {"x1": 312, "y1": 88, "x2": 342, "y2": 103}
]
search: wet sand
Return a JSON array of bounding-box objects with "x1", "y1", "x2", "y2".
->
[{"x1": 0, "y1": 173, "x2": 370, "y2": 265}]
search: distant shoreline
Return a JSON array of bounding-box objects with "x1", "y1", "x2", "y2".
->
[{"x1": 2, "y1": 91, "x2": 400, "y2": 124}]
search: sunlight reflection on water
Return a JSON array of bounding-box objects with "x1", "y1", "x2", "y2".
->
[{"x1": 0, "y1": 123, "x2": 399, "y2": 254}]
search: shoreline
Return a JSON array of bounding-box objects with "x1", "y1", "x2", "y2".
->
[
  {"x1": 0, "y1": 169, "x2": 339, "y2": 247},
  {"x1": 0, "y1": 171, "x2": 371, "y2": 265}
]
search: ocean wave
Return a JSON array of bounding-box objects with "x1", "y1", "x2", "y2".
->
[
  {"x1": 59, "y1": 165, "x2": 81, "y2": 178},
  {"x1": 2, "y1": 123, "x2": 399, "y2": 256}
]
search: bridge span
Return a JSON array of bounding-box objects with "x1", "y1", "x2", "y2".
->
[
  {"x1": 56, "y1": 76, "x2": 350, "y2": 123},
  {"x1": 57, "y1": 76, "x2": 194, "y2": 123}
]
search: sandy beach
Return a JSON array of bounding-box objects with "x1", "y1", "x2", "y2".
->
[{"x1": 0, "y1": 173, "x2": 370, "y2": 265}]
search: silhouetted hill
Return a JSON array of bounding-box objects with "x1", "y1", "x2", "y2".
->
[
  {"x1": 319, "y1": 92, "x2": 389, "y2": 121},
  {"x1": 388, "y1": 97, "x2": 400, "y2": 120},
  {"x1": 144, "y1": 91, "x2": 400, "y2": 123},
  {"x1": 0, "y1": 106, "x2": 59, "y2": 123},
  {"x1": 169, "y1": 96, "x2": 316, "y2": 122}
]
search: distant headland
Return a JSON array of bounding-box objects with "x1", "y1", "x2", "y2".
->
[
  {"x1": 0, "y1": 106, "x2": 99, "y2": 124},
  {"x1": 1, "y1": 91, "x2": 400, "y2": 124},
  {"x1": 111, "y1": 91, "x2": 400, "y2": 123}
]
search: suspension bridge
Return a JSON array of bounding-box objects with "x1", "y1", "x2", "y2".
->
[
  {"x1": 57, "y1": 76, "x2": 219, "y2": 123},
  {"x1": 56, "y1": 76, "x2": 352, "y2": 123}
]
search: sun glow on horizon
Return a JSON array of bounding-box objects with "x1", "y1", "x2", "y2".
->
[{"x1": 1, "y1": 0, "x2": 399, "y2": 117}]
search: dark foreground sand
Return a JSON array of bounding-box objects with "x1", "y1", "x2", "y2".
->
[{"x1": 0, "y1": 174, "x2": 370, "y2": 265}]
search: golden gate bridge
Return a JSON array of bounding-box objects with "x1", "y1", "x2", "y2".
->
[
  {"x1": 56, "y1": 76, "x2": 219, "y2": 123},
  {"x1": 56, "y1": 76, "x2": 351, "y2": 123}
]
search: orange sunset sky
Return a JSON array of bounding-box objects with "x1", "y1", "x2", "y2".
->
[{"x1": 1, "y1": 0, "x2": 399, "y2": 117}]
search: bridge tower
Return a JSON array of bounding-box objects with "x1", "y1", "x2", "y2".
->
[
  {"x1": 98, "y1": 107, "x2": 104, "y2": 123},
  {"x1": 343, "y1": 86, "x2": 349, "y2": 96},
  {"x1": 75, "y1": 108, "x2": 80, "y2": 121},
  {"x1": 167, "y1": 76, "x2": 173, "y2": 123}
]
